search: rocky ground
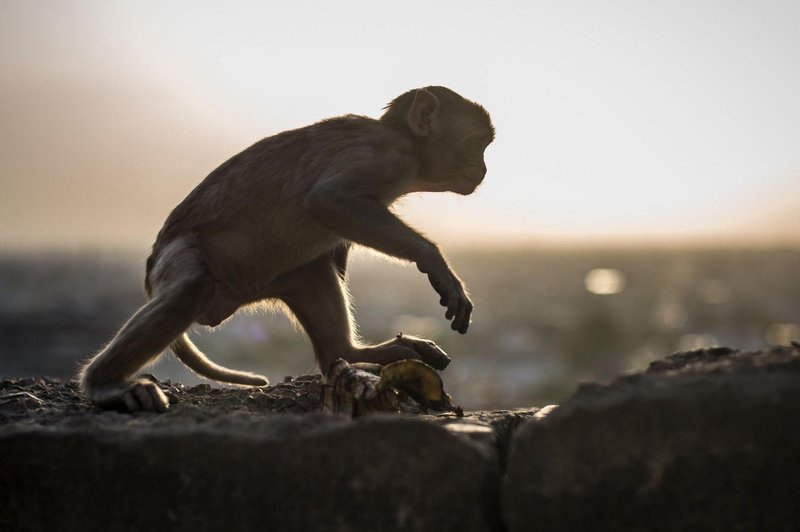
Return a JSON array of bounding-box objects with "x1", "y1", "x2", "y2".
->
[
  {"x1": 0, "y1": 374, "x2": 326, "y2": 425},
  {"x1": 2, "y1": 345, "x2": 800, "y2": 531}
]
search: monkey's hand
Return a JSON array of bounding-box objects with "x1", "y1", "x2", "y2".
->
[
  {"x1": 85, "y1": 377, "x2": 170, "y2": 413},
  {"x1": 417, "y1": 250, "x2": 473, "y2": 334}
]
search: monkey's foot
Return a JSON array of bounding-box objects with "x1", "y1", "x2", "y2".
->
[
  {"x1": 358, "y1": 334, "x2": 451, "y2": 370},
  {"x1": 393, "y1": 333, "x2": 452, "y2": 370},
  {"x1": 85, "y1": 377, "x2": 171, "y2": 413},
  {"x1": 324, "y1": 358, "x2": 455, "y2": 416}
]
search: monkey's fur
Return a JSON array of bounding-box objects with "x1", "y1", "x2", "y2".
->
[{"x1": 80, "y1": 86, "x2": 494, "y2": 412}]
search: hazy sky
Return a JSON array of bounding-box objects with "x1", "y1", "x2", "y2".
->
[{"x1": 1, "y1": 1, "x2": 798, "y2": 250}]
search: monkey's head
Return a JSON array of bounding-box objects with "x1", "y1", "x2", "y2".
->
[{"x1": 382, "y1": 86, "x2": 495, "y2": 195}]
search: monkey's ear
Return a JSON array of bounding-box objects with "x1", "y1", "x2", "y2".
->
[{"x1": 407, "y1": 89, "x2": 439, "y2": 137}]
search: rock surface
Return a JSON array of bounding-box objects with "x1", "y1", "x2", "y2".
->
[
  {"x1": 504, "y1": 345, "x2": 800, "y2": 532},
  {"x1": 2, "y1": 345, "x2": 799, "y2": 531},
  {"x1": 0, "y1": 375, "x2": 536, "y2": 532}
]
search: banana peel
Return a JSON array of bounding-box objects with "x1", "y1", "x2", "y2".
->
[
  {"x1": 324, "y1": 358, "x2": 456, "y2": 416},
  {"x1": 377, "y1": 359, "x2": 454, "y2": 411}
]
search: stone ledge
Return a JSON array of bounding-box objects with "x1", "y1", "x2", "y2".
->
[
  {"x1": 1, "y1": 415, "x2": 502, "y2": 532},
  {"x1": 0, "y1": 376, "x2": 537, "y2": 532},
  {"x1": 3, "y1": 345, "x2": 799, "y2": 531},
  {"x1": 504, "y1": 345, "x2": 800, "y2": 532}
]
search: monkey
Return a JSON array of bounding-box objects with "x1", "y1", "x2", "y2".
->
[{"x1": 79, "y1": 86, "x2": 494, "y2": 412}]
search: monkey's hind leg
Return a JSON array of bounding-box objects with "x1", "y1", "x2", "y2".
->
[
  {"x1": 354, "y1": 334, "x2": 451, "y2": 371},
  {"x1": 274, "y1": 254, "x2": 451, "y2": 374},
  {"x1": 80, "y1": 240, "x2": 214, "y2": 412}
]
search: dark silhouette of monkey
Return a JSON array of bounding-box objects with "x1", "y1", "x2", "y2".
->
[{"x1": 80, "y1": 86, "x2": 494, "y2": 412}]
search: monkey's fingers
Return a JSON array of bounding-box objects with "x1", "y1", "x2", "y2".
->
[
  {"x1": 416, "y1": 341, "x2": 451, "y2": 370},
  {"x1": 121, "y1": 391, "x2": 141, "y2": 412},
  {"x1": 445, "y1": 289, "x2": 469, "y2": 330},
  {"x1": 426, "y1": 270, "x2": 467, "y2": 331},
  {"x1": 453, "y1": 296, "x2": 473, "y2": 334},
  {"x1": 125, "y1": 380, "x2": 170, "y2": 413},
  {"x1": 444, "y1": 286, "x2": 460, "y2": 320},
  {"x1": 395, "y1": 335, "x2": 451, "y2": 370},
  {"x1": 449, "y1": 307, "x2": 462, "y2": 332}
]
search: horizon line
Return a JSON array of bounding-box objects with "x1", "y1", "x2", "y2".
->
[{"x1": 1, "y1": 235, "x2": 799, "y2": 256}]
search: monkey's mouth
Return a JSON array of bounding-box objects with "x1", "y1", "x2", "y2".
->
[
  {"x1": 464, "y1": 173, "x2": 485, "y2": 187},
  {"x1": 457, "y1": 176, "x2": 482, "y2": 195}
]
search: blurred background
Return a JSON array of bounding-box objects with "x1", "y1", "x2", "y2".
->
[{"x1": 1, "y1": 1, "x2": 798, "y2": 409}]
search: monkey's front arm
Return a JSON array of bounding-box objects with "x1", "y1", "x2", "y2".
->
[
  {"x1": 305, "y1": 182, "x2": 473, "y2": 333},
  {"x1": 415, "y1": 249, "x2": 472, "y2": 334}
]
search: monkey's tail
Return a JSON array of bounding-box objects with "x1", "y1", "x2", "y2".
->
[{"x1": 170, "y1": 333, "x2": 269, "y2": 386}]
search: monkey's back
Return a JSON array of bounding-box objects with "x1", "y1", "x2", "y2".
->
[{"x1": 146, "y1": 115, "x2": 409, "y2": 295}]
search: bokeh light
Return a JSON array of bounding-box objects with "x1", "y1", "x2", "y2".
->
[{"x1": 584, "y1": 268, "x2": 626, "y2": 295}]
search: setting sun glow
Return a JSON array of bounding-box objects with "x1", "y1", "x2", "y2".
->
[{"x1": 1, "y1": 1, "x2": 798, "y2": 250}]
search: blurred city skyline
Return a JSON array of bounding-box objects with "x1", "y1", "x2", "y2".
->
[{"x1": 1, "y1": 1, "x2": 798, "y2": 251}]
